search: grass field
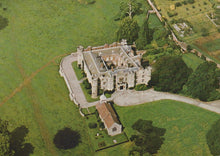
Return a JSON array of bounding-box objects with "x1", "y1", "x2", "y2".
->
[
  {"x1": 193, "y1": 33, "x2": 220, "y2": 62},
  {"x1": 106, "y1": 100, "x2": 220, "y2": 156},
  {"x1": 0, "y1": 0, "x2": 121, "y2": 155},
  {"x1": 182, "y1": 53, "x2": 204, "y2": 71}
]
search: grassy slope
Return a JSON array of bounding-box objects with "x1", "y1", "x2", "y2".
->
[
  {"x1": 108, "y1": 100, "x2": 220, "y2": 156},
  {"x1": 182, "y1": 53, "x2": 204, "y2": 71}
]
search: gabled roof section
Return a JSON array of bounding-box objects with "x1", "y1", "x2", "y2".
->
[{"x1": 96, "y1": 102, "x2": 120, "y2": 128}]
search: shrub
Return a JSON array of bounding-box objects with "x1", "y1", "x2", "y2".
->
[
  {"x1": 135, "y1": 84, "x2": 149, "y2": 91},
  {"x1": 187, "y1": 0, "x2": 195, "y2": 4},
  {"x1": 175, "y1": 2, "x2": 182, "y2": 7},
  {"x1": 88, "y1": 122, "x2": 97, "y2": 129},
  {"x1": 167, "y1": 11, "x2": 178, "y2": 17},
  {"x1": 98, "y1": 141, "x2": 106, "y2": 148}
]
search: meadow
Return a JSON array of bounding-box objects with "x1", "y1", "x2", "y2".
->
[
  {"x1": 0, "y1": 0, "x2": 120, "y2": 155},
  {"x1": 106, "y1": 100, "x2": 220, "y2": 156},
  {"x1": 182, "y1": 53, "x2": 204, "y2": 71}
]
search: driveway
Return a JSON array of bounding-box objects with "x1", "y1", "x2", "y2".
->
[{"x1": 60, "y1": 54, "x2": 220, "y2": 114}]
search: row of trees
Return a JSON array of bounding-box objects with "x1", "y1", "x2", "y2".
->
[{"x1": 150, "y1": 55, "x2": 220, "y2": 101}]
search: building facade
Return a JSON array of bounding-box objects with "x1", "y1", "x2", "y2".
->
[{"x1": 77, "y1": 40, "x2": 152, "y2": 98}]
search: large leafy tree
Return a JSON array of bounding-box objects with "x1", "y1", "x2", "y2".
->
[
  {"x1": 119, "y1": 0, "x2": 142, "y2": 19},
  {"x1": 206, "y1": 119, "x2": 220, "y2": 156},
  {"x1": 184, "y1": 61, "x2": 219, "y2": 101},
  {"x1": 116, "y1": 17, "x2": 140, "y2": 44},
  {"x1": 130, "y1": 119, "x2": 166, "y2": 155},
  {"x1": 150, "y1": 55, "x2": 192, "y2": 93}
]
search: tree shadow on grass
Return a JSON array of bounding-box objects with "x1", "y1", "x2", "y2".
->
[
  {"x1": 10, "y1": 125, "x2": 34, "y2": 156},
  {"x1": 0, "y1": 15, "x2": 8, "y2": 30}
]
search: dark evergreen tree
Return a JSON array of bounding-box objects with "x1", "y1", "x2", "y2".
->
[
  {"x1": 184, "y1": 61, "x2": 219, "y2": 101},
  {"x1": 150, "y1": 56, "x2": 192, "y2": 93},
  {"x1": 116, "y1": 17, "x2": 140, "y2": 44}
]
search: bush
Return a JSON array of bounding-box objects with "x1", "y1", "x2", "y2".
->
[
  {"x1": 88, "y1": 122, "x2": 97, "y2": 129},
  {"x1": 175, "y1": 2, "x2": 182, "y2": 7},
  {"x1": 53, "y1": 128, "x2": 81, "y2": 149},
  {"x1": 135, "y1": 84, "x2": 149, "y2": 91},
  {"x1": 187, "y1": 0, "x2": 195, "y2": 4},
  {"x1": 98, "y1": 141, "x2": 106, "y2": 148},
  {"x1": 167, "y1": 11, "x2": 178, "y2": 17}
]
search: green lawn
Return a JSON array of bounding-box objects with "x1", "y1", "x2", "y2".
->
[
  {"x1": 80, "y1": 83, "x2": 99, "y2": 102},
  {"x1": 110, "y1": 100, "x2": 220, "y2": 156},
  {"x1": 182, "y1": 53, "x2": 204, "y2": 71},
  {"x1": 203, "y1": 39, "x2": 220, "y2": 52},
  {"x1": 72, "y1": 61, "x2": 85, "y2": 80},
  {"x1": 148, "y1": 14, "x2": 164, "y2": 29},
  {"x1": 0, "y1": 0, "x2": 121, "y2": 155}
]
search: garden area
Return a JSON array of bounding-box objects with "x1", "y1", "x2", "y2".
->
[
  {"x1": 153, "y1": 0, "x2": 217, "y2": 41},
  {"x1": 84, "y1": 113, "x2": 128, "y2": 151}
]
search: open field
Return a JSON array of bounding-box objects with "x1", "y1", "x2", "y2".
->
[
  {"x1": 182, "y1": 53, "x2": 204, "y2": 71},
  {"x1": 104, "y1": 100, "x2": 220, "y2": 156},
  {"x1": 0, "y1": 0, "x2": 121, "y2": 155},
  {"x1": 194, "y1": 33, "x2": 220, "y2": 61}
]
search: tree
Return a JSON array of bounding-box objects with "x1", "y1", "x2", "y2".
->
[
  {"x1": 119, "y1": 0, "x2": 142, "y2": 19},
  {"x1": 136, "y1": 20, "x2": 153, "y2": 49},
  {"x1": 0, "y1": 119, "x2": 11, "y2": 156},
  {"x1": 116, "y1": 17, "x2": 140, "y2": 44},
  {"x1": 184, "y1": 61, "x2": 219, "y2": 101},
  {"x1": 206, "y1": 119, "x2": 220, "y2": 156},
  {"x1": 150, "y1": 56, "x2": 192, "y2": 93},
  {"x1": 130, "y1": 119, "x2": 166, "y2": 155},
  {"x1": 53, "y1": 128, "x2": 81, "y2": 149}
]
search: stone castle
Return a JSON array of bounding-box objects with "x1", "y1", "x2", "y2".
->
[{"x1": 77, "y1": 40, "x2": 152, "y2": 98}]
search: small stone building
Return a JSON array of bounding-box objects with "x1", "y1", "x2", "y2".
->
[
  {"x1": 96, "y1": 96, "x2": 122, "y2": 136},
  {"x1": 77, "y1": 39, "x2": 152, "y2": 98}
]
